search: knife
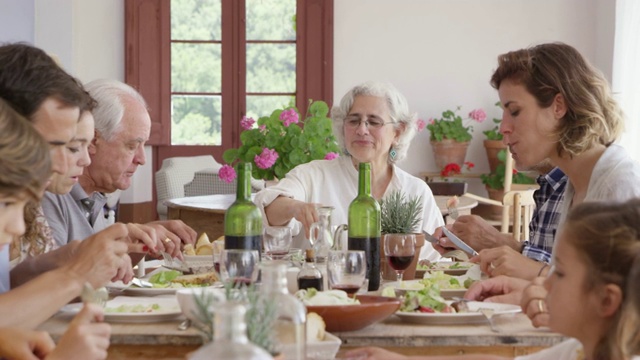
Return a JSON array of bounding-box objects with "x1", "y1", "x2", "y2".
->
[
  {"x1": 422, "y1": 230, "x2": 441, "y2": 245},
  {"x1": 441, "y1": 227, "x2": 479, "y2": 257}
]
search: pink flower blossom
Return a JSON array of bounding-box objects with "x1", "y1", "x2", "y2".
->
[
  {"x1": 428, "y1": 117, "x2": 435, "y2": 125},
  {"x1": 324, "y1": 152, "x2": 339, "y2": 160},
  {"x1": 254, "y1": 148, "x2": 279, "y2": 169},
  {"x1": 240, "y1": 116, "x2": 255, "y2": 130},
  {"x1": 259, "y1": 124, "x2": 266, "y2": 131},
  {"x1": 218, "y1": 164, "x2": 237, "y2": 183},
  {"x1": 279, "y1": 108, "x2": 299, "y2": 127},
  {"x1": 416, "y1": 119, "x2": 427, "y2": 132},
  {"x1": 468, "y1": 109, "x2": 487, "y2": 123}
]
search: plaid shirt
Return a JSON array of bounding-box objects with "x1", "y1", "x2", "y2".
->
[{"x1": 521, "y1": 167, "x2": 567, "y2": 263}]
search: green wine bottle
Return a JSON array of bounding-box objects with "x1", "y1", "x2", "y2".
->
[
  {"x1": 224, "y1": 163, "x2": 263, "y2": 254},
  {"x1": 347, "y1": 162, "x2": 381, "y2": 291}
]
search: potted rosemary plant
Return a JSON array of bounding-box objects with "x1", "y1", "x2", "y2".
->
[{"x1": 379, "y1": 190, "x2": 425, "y2": 281}]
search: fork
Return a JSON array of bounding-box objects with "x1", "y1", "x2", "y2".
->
[
  {"x1": 446, "y1": 196, "x2": 460, "y2": 220},
  {"x1": 81, "y1": 282, "x2": 108, "y2": 308}
]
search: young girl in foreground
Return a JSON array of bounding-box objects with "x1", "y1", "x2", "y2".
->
[
  {"x1": 347, "y1": 199, "x2": 640, "y2": 360},
  {"x1": 0, "y1": 99, "x2": 110, "y2": 359}
]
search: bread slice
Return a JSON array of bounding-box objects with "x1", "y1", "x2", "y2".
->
[
  {"x1": 195, "y1": 243, "x2": 214, "y2": 256},
  {"x1": 306, "y1": 312, "x2": 326, "y2": 343},
  {"x1": 183, "y1": 244, "x2": 196, "y2": 256},
  {"x1": 171, "y1": 272, "x2": 218, "y2": 286},
  {"x1": 195, "y1": 233, "x2": 211, "y2": 248}
]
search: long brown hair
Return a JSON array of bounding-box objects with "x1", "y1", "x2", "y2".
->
[
  {"x1": 0, "y1": 99, "x2": 51, "y2": 201},
  {"x1": 619, "y1": 253, "x2": 640, "y2": 359},
  {"x1": 563, "y1": 199, "x2": 640, "y2": 360},
  {"x1": 490, "y1": 42, "x2": 624, "y2": 158}
]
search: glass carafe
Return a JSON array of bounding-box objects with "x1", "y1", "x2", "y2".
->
[
  {"x1": 188, "y1": 302, "x2": 273, "y2": 360},
  {"x1": 309, "y1": 206, "x2": 335, "y2": 263}
]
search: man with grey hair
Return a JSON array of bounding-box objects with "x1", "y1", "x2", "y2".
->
[{"x1": 42, "y1": 79, "x2": 196, "y2": 258}]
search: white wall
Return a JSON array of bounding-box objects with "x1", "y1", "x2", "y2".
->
[
  {"x1": 0, "y1": 0, "x2": 35, "y2": 43},
  {"x1": 334, "y1": 0, "x2": 613, "y2": 195},
  {"x1": 34, "y1": 0, "x2": 149, "y2": 204},
  {"x1": 12, "y1": 0, "x2": 617, "y2": 204}
]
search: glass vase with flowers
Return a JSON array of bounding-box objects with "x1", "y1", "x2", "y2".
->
[{"x1": 219, "y1": 100, "x2": 341, "y2": 183}]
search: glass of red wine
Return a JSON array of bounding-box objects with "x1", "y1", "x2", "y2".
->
[
  {"x1": 384, "y1": 234, "x2": 416, "y2": 283},
  {"x1": 220, "y1": 249, "x2": 260, "y2": 287},
  {"x1": 327, "y1": 250, "x2": 366, "y2": 296}
]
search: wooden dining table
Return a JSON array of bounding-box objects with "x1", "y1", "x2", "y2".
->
[
  {"x1": 39, "y1": 309, "x2": 564, "y2": 360},
  {"x1": 164, "y1": 194, "x2": 478, "y2": 240}
]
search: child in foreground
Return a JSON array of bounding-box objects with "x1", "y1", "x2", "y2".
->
[{"x1": 347, "y1": 199, "x2": 640, "y2": 360}]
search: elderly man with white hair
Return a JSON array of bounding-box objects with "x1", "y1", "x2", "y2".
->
[{"x1": 42, "y1": 79, "x2": 196, "y2": 259}]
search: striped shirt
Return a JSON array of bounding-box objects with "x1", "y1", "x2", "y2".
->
[{"x1": 521, "y1": 167, "x2": 567, "y2": 263}]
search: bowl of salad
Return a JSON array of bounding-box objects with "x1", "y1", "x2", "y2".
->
[{"x1": 296, "y1": 289, "x2": 401, "y2": 332}]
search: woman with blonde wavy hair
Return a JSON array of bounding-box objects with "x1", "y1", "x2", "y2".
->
[{"x1": 466, "y1": 42, "x2": 640, "y2": 298}]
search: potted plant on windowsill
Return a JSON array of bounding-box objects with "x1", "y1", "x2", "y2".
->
[
  {"x1": 427, "y1": 106, "x2": 486, "y2": 169},
  {"x1": 480, "y1": 149, "x2": 536, "y2": 219},
  {"x1": 219, "y1": 100, "x2": 341, "y2": 184},
  {"x1": 379, "y1": 190, "x2": 425, "y2": 281},
  {"x1": 482, "y1": 102, "x2": 507, "y2": 173}
]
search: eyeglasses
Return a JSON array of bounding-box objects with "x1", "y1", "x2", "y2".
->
[{"x1": 344, "y1": 117, "x2": 393, "y2": 130}]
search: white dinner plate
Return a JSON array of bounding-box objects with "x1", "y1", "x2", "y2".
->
[
  {"x1": 59, "y1": 296, "x2": 182, "y2": 323},
  {"x1": 395, "y1": 301, "x2": 521, "y2": 325}
]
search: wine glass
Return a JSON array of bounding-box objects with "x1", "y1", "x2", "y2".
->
[
  {"x1": 219, "y1": 249, "x2": 260, "y2": 287},
  {"x1": 327, "y1": 250, "x2": 366, "y2": 296},
  {"x1": 262, "y1": 226, "x2": 292, "y2": 260},
  {"x1": 384, "y1": 234, "x2": 416, "y2": 283}
]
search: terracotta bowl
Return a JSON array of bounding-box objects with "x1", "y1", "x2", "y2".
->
[{"x1": 305, "y1": 295, "x2": 401, "y2": 332}]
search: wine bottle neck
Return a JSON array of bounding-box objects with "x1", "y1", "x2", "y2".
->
[
  {"x1": 236, "y1": 163, "x2": 252, "y2": 200},
  {"x1": 358, "y1": 162, "x2": 372, "y2": 196}
]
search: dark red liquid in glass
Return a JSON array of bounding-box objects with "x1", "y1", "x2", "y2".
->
[
  {"x1": 387, "y1": 255, "x2": 414, "y2": 271},
  {"x1": 332, "y1": 284, "x2": 360, "y2": 295},
  {"x1": 231, "y1": 277, "x2": 253, "y2": 287}
]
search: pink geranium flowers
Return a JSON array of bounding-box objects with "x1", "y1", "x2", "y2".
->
[{"x1": 219, "y1": 100, "x2": 340, "y2": 183}]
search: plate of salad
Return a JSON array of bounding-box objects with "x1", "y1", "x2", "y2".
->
[
  {"x1": 387, "y1": 270, "x2": 479, "y2": 299},
  {"x1": 59, "y1": 296, "x2": 182, "y2": 323},
  {"x1": 416, "y1": 261, "x2": 476, "y2": 277},
  {"x1": 394, "y1": 287, "x2": 521, "y2": 325},
  {"x1": 116, "y1": 269, "x2": 220, "y2": 296}
]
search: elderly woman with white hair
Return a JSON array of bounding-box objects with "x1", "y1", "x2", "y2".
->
[{"x1": 255, "y1": 81, "x2": 443, "y2": 260}]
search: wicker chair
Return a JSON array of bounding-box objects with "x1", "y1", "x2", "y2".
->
[{"x1": 155, "y1": 155, "x2": 221, "y2": 219}]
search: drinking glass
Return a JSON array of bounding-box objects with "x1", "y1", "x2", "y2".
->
[
  {"x1": 384, "y1": 234, "x2": 416, "y2": 283},
  {"x1": 326, "y1": 250, "x2": 366, "y2": 296},
  {"x1": 220, "y1": 249, "x2": 260, "y2": 287},
  {"x1": 263, "y1": 226, "x2": 292, "y2": 260}
]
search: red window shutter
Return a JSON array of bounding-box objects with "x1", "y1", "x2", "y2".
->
[
  {"x1": 125, "y1": 0, "x2": 170, "y2": 146},
  {"x1": 296, "y1": 0, "x2": 334, "y2": 114}
]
